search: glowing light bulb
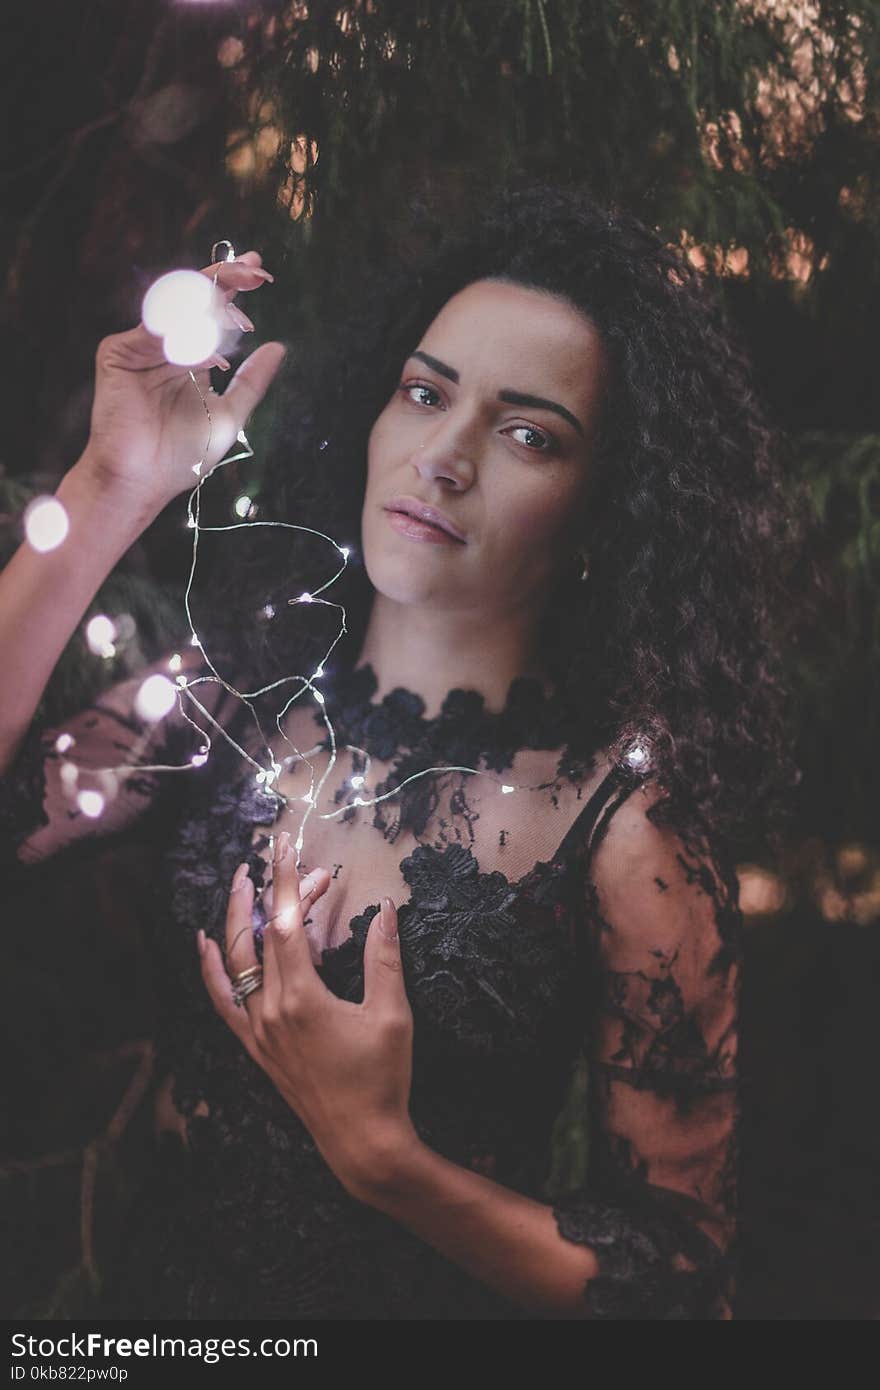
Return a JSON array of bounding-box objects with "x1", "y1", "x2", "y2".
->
[
  {"x1": 191, "y1": 752, "x2": 209, "y2": 768},
  {"x1": 59, "y1": 760, "x2": 78, "y2": 788},
  {"x1": 135, "y1": 673, "x2": 177, "y2": 723},
  {"x1": 340, "y1": 547, "x2": 349, "y2": 559},
  {"x1": 86, "y1": 614, "x2": 117, "y2": 657},
  {"x1": 186, "y1": 516, "x2": 196, "y2": 529},
  {"x1": 501, "y1": 784, "x2": 515, "y2": 794},
  {"x1": 298, "y1": 592, "x2": 313, "y2": 604},
  {"x1": 141, "y1": 270, "x2": 214, "y2": 336},
  {"x1": 261, "y1": 604, "x2": 276, "y2": 619},
  {"x1": 626, "y1": 743, "x2": 648, "y2": 767},
  {"x1": 54, "y1": 733, "x2": 74, "y2": 753},
  {"x1": 350, "y1": 775, "x2": 365, "y2": 789},
  {"x1": 313, "y1": 689, "x2": 325, "y2": 705},
  {"x1": 163, "y1": 317, "x2": 222, "y2": 367},
  {"x1": 233, "y1": 494, "x2": 253, "y2": 518},
  {"x1": 24, "y1": 496, "x2": 69, "y2": 552},
  {"x1": 312, "y1": 665, "x2": 324, "y2": 679},
  {"x1": 190, "y1": 634, "x2": 201, "y2": 647},
  {"x1": 168, "y1": 653, "x2": 183, "y2": 673},
  {"x1": 77, "y1": 789, "x2": 105, "y2": 819}
]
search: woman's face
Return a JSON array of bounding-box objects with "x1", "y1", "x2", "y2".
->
[{"x1": 361, "y1": 277, "x2": 608, "y2": 620}]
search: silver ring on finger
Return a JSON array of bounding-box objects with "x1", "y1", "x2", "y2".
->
[
  {"x1": 231, "y1": 973, "x2": 263, "y2": 1008},
  {"x1": 230, "y1": 964, "x2": 263, "y2": 984}
]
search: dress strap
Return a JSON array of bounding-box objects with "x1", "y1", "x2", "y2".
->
[{"x1": 552, "y1": 757, "x2": 650, "y2": 868}]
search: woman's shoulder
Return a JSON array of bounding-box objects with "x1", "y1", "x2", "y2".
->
[{"x1": 580, "y1": 753, "x2": 742, "y2": 961}]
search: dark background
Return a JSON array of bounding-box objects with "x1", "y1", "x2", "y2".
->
[{"x1": 1, "y1": 0, "x2": 878, "y2": 1318}]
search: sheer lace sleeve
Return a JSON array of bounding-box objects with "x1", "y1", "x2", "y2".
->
[
  {"x1": 552, "y1": 775, "x2": 742, "y2": 1319},
  {"x1": 0, "y1": 650, "x2": 238, "y2": 879}
]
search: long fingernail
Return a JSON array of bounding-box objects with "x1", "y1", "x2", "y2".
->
[
  {"x1": 274, "y1": 830, "x2": 290, "y2": 864},
  {"x1": 196, "y1": 929, "x2": 206, "y2": 957},
  {"x1": 252, "y1": 268, "x2": 274, "y2": 282},
  {"x1": 300, "y1": 869, "x2": 320, "y2": 897},
  {"x1": 231, "y1": 861, "x2": 250, "y2": 891},
  {"x1": 227, "y1": 304, "x2": 255, "y2": 333},
  {"x1": 378, "y1": 897, "x2": 398, "y2": 942},
  {"x1": 213, "y1": 355, "x2": 231, "y2": 371}
]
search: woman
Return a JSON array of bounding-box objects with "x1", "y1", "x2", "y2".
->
[{"x1": 0, "y1": 184, "x2": 804, "y2": 1319}]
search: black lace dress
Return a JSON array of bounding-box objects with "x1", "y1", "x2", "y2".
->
[{"x1": 1, "y1": 654, "x2": 743, "y2": 1320}]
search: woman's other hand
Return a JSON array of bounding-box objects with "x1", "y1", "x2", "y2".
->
[
  {"x1": 81, "y1": 250, "x2": 286, "y2": 518},
  {"x1": 197, "y1": 830, "x2": 421, "y2": 1195}
]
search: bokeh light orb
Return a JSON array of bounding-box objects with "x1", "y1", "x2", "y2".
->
[
  {"x1": 163, "y1": 316, "x2": 222, "y2": 367},
  {"x1": 142, "y1": 270, "x2": 214, "y2": 337},
  {"x1": 59, "y1": 760, "x2": 79, "y2": 789},
  {"x1": 77, "y1": 789, "x2": 105, "y2": 819},
  {"x1": 738, "y1": 866, "x2": 788, "y2": 917},
  {"x1": 135, "y1": 673, "x2": 178, "y2": 723},
  {"x1": 24, "y1": 496, "x2": 69, "y2": 552},
  {"x1": 86, "y1": 614, "x2": 117, "y2": 655}
]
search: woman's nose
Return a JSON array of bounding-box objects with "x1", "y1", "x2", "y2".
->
[{"x1": 413, "y1": 439, "x2": 475, "y2": 491}]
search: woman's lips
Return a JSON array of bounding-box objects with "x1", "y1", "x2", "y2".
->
[{"x1": 384, "y1": 509, "x2": 464, "y2": 545}]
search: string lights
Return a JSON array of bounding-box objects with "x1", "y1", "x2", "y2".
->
[{"x1": 39, "y1": 240, "x2": 651, "y2": 889}]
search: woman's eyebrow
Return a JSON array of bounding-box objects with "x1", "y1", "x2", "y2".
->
[{"x1": 408, "y1": 349, "x2": 585, "y2": 438}]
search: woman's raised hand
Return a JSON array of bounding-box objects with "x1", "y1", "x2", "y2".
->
[{"x1": 80, "y1": 250, "x2": 286, "y2": 519}]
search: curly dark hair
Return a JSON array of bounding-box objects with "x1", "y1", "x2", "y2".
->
[{"x1": 202, "y1": 181, "x2": 818, "y2": 863}]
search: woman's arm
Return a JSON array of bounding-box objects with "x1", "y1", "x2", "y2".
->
[
  {"x1": 0, "y1": 459, "x2": 163, "y2": 775},
  {"x1": 349, "y1": 1129, "x2": 601, "y2": 1317},
  {"x1": 0, "y1": 248, "x2": 280, "y2": 775},
  {"x1": 1, "y1": 251, "x2": 281, "y2": 866},
  {"x1": 3, "y1": 645, "x2": 238, "y2": 873},
  {"x1": 348, "y1": 778, "x2": 741, "y2": 1320}
]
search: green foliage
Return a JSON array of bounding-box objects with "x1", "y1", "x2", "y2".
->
[
  {"x1": 802, "y1": 432, "x2": 880, "y2": 578},
  {"x1": 218, "y1": 1, "x2": 877, "y2": 295}
]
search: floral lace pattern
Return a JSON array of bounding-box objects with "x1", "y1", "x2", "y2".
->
[
  {"x1": 312, "y1": 660, "x2": 593, "y2": 840},
  {"x1": 1, "y1": 657, "x2": 742, "y2": 1319}
]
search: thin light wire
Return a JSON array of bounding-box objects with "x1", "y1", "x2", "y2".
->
[{"x1": 65, "y1": 244, "x2": 560, "y2": 877}]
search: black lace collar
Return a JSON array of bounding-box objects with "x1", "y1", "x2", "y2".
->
[{"x1": 312, "y1": 660, "x2": 582, "y2": 777}]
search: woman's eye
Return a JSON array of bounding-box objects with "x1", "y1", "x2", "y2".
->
[
  {"x1": 505, "y1": 425, "x2": 556, "y2": 453},
  {"x1": 398, "y1": 383, "x2": 556, "y2": 454},
  {"x1": 399, "y1": 382, "x2": 441, "y2": 408}
]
